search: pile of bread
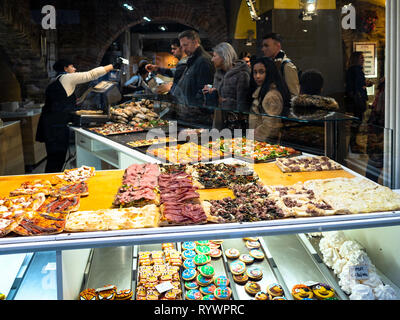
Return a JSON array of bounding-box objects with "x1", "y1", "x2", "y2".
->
[{"x1": 110, "y1": 99, "x2": 158, "y2": 125}]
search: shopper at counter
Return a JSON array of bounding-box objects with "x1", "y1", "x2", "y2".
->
[
  {"x1": 36, "y1": 59, "x2": 116, "y2": 173},
  {"x1": 248, "y1": 57, "x2": 291, "y2": 142},
  {"x1": 145, "y1": 39, "x2": 188, "y2": 95},
  {"x1": 261, "y1": 33, "x2": 300, "y2": 98},
  {"x1": 173, "y1": 30, "x2": 215, "y2": 125},
  {"x1": 202, "y1": 42, "x2": 251, "y2": 130},
  {"x1": 123, "y1": 60, "x2": 153, "y2": 94},
  {"x1": 239, "y1": 51, "x2": 252, "y2": 68}
]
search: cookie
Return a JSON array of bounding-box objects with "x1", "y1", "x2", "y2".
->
[
  {"x1": 266, "y1": 283, "x2": 285, "y2": 298},
  {"x1": 96, "y1": 285, "x2": 117, "y2": 300},
  {"x1": 199, "y1": 284, "x2": 217, "y2": 295},
  {"x1": 79, "y1": 288, "x2": 98, "y2": 300},
  {"x1": 202, "y1": 294, "x2": 217, "y2": 300},
  {"x1": 230, "y1": 260, "x2": 246, "y2": 275},
  {"x1": 198, "y1": 264, "x2": 215, "y2": 278},
  {"x1": 183, "y1": 258, "x2": 196, "y2": 269},
  {"x1": 195, "y1": 245, "x2": 211, "y2": 255},
  {"x1": 115, "y1": 289, "x2": 133, "y2": 300},
  {"x1": 291, "y1": 284, "x2": 314, "y2": 300},
  {"x1": 246, "y1": 266, "x2": 263, "y2": 281},
  {"x1": 163, "y1": 291, "x2": 177, "y2": 300},
  {"x1": 244, "y1": 281, "x2": 261, "y2": 296},
  {"x1": 225, "y1": 248, "x2": 240, "y2": 259},
  {"x1": 196, "y1": 273, "x2": 214, "y2": 286},
  {"x1": 182, "y1": 241, "x2": 196, "y2": 251},
  {"x1": 233, "y1": 273, "x2": 249, "y2": 285},
  {"x1": 243, "y1": 237, "x2": 259, "y2": 241},
  {"x1": 195, "y1": 240, "x2": 210, "y2": 246},
  {"x1": 194, "y1": 254, "x2": 210, "y2": 266},
  {"x1": 214, "y1": 275, "x2": 230, "y2": 287},
  {"x1": 255, "y1": 291, "x2": 269, "y2": 300},
  {"x1": 182, "y1": 249, "x2": 196, "y2": 260},
  {"x1": 209, "y1": 248, "x2": 222, "y2": 258},
  {"x1": 249, "y1": 249, "x2": 265, "y2": 260},
  {"x1": 210, "y1": 239, "x2": 224, "y2": 245},
  {"x1": 182, "y1": 268, "x2": 197, "y2": 281},
  {"x1": 311, "y1": 283, "x2": 335, "y2": 300},
  {"x1": 239, "y1": 253, "x2": 254, "y2": 264},
  {"x1": 245, "y1": 240, "x2": 260, "y2": 249},
  {"x1": 214, "y1": 286, "x2": 232, "y2": 300},
  {"x1": 272, "y1": 296, "x2": 287, "y2": 300},
  {"x1": 186, "y1": 289, "x2": 203, "y2": 300},
  {"x1": 184, "y1": 281, "x2": 199, "y2": 290}
]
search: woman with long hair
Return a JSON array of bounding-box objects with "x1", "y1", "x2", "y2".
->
[{"x1": 248, "y1": 57, "x2": 291, "y2": 142}]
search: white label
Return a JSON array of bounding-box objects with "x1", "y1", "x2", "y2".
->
[
  {"x1": 155, "y1": 281, "x2": 174, "y2": 294},
  {"x1": 350, "y1": 265, "x2": 370, "y2": 280}
]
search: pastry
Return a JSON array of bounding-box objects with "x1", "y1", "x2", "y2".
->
[
  {"x1": 225, "y1": 248, "x2": 240, "y2": 259},
  {"x1": 202, "y1": 294, "x2": 217, "y2": 300},
  {"x1": 255, "y1": 291, "x2": 269, "y2": 300},
  {"x1": 97, "y1": 285, "x2": 117, "y2": 300},
  {"x1": 243, "y1": 237, "x2": 259, "y2": 241},
  {"x1": 272, "y1": 296, "x2": 287, "y2": 300},
  {"x1": 182, "y1": 241, "x2": 196, "y2": 251},
  {"x1": 214, "y1": 286, "x2": 232, "y2": 300},
  {"x1": 233, "y1": 273, "x2": 249, "y2": 285},
  {"x1": 182, "y1": 268, "x2": 197, "y2": 281},
  {"x1": 163, "y1": 291, "x2": 177, "y2": 300},
  {"x1": 196, "y1": 273, "x2": 214, "y2": 287},
  {"x1": 214, "y1": 275, "x2": 230, "y2": 287},
  {"x1": 239, "y1": 253, "x2": 255, "y2": 265},
  {"x1": 115, "y1": 289, "x2": 133, "y2": 300},
  {"x1": 311, "y1": 283, "x2": 335, "y2": 300},
  {"x1": 245, "y1": 281, "x2": 261, "y2": 296},
  {"x1": 79, "y1": 288, "x2": 98, "y2": 300},
  {"x1": 249, "y1": 249, "x2": 265, "y2": 260},
  {"x1": 196, "y1": 240, "x2": 210, "y2": 246},
  {"x1": 245, "y1": 240, "x2": 260, "y2": 249},
  {"x1": 209, "y1": 248, "x2": 222, "y2": 258},
  {"x1": 199, "y1": 284, "x2": 217, "y2": 296},
  {"x1": 266, "y1": 283, "x2": 285, "y2": 298},
  {"x1": 182, "y1": 249, "x2": 196, "y2": 260},
  {"x1": 210, "y1": 239, "x2": 224, "y2": 245},
  {"x1": 183, "y1": 258, "x2": 196, "y2": 269},
  {"x1": 198, "y1": 264, "x2": 215, "y2": 278},
  {"x1": 195, "y1": 245, "x2": 211, "y2": 255},
  {"x1": 194, "y1": 254, "x2": 210, "y2": 266},
  {"x1": 186, "y1": 289, "x2": 203, "y2": 300},
  {"x1": 246, "y1": 266, "x2": 263, "y2": 281},
  {"x1": 230, "y1": 260, "x2": 246, "y2": 275},
  {"x1": 184, "y1": 281, "x2": 199, "y2": 290},
  {"x1": 291, "y1": 284, "x2": 313, "y2": 300}
]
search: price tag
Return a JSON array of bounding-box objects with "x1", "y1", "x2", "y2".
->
[
  {"x1": 155, "y1": 281, "x2": 174, "y2": 294},
  {"x1": 350, "y1": 264, "x2": 369, "y2": 280}
]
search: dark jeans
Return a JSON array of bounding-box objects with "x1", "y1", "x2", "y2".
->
[{"x1": 45, "y1": 141, "x2": 69, "y2": 173}]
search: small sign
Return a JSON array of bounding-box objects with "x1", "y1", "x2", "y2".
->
[
  {"x1": 353, "y1": 42, "x2": 378, "y2": 78},
  {"x1": 155, "y1": 281, "x2": 174, "y2": 294},
  {"x1": 350, "y1": 264, "x2": 370, "y2": 280}
]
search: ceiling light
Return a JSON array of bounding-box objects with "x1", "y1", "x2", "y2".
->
[
  {"x1": 122, "y1": 3, "x2": 134, "y2": 11},
  {"x1": 159, "y1": 25, "x2": 167, "y2": 31},
  {"x1": 143, "y1": 16, "x2": 152, "y2": 22},
  {"x1": 299, "y1": 0, "x2": 318, "y2": 21}
]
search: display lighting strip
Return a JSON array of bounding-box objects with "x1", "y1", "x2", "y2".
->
[{"x1": 246, "y1": 0, "x2": 261, "y2": 21}]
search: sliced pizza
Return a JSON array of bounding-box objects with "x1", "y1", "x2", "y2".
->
[
  {"x1": 275, "y1": 156, "x2": 342, "y2": 173},
  {"x1": 37, "y1": 195, "x2": 81, "y2": 213},
  {"x1": 49, "y1": 181, "x2": 89, "y2": 197},
  {"x1": 0, "y1": 209, "x2": 26, "y2": 237},
  {"x1": 9, "y1": 180, "x2": 53, "y2": 197},
  {"x1": 13, "y1": 211, "x2": 67, "y2": 236}
]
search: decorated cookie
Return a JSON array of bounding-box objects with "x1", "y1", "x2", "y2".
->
[
  {"x1": 210, "y1": 240, "x2": 224, "y2": 245},
  {"x1": 164, "y1": 291, "x2": 177, "y2": 300},
  {"x1": 203, "y1": 294, "x2": 217, "y2": 300},
  {"x1": 194, "y1": 254, "x2": 210, "y2": 266},
  {"x1": 97, "y1": 285, "x2": 117, "y2": 300},
  {"x1": 245, "y1": 281, "x2": 261, "y2": 296},
  {"x1": 246, "y1": 266, "x2": 263, "y2": 281},
  {"x1": 272, "y1": 296, "x2": 287, "y2": 300},
  {"x1": 209, "y1": 248, "x2": 222, "y2": 258},
  {"x1": 214, "y1": 275, "x2": 230, "y2": 287},
  {"x1": 196, "y1": 273, "x2": 214, "y2": 286},
  {"x1": 199, "y1": 284, "x2": 217, "y2": 295},
  {"x1": 186, "y1": 289, "x2": 203, "y2": 300},
  {"x1": 255, "y1": 291, "x2": 269, "y2": 300},
  {"x1": 79, "y1": 288, "x2": 98, "y2": 300},
  {"x1": 239, "y1": 253, "x2": 255, "y2": 265},
  {"x1": 115, "y1": 289, "x2": 133, "y2": 300},
  {"x1": 183, "y1": 258, "x2": 196, "y2": 269},
  {"x1": 233, "y1": 273, "x2": 249, "y2": 285},
  {"x1": 199, "y1": 264, "x2": 215, "y2": 278},
  {"x1": 249, "y1": 249, "x2": 265, "y2": 260},
  {"x1": 267, "y1": 283, "x2": 285, "y2": 298},
  {"x1": 243, "y1": 237, "x2": 259, "y2": 242},
  {"x1": 230, "y1": 260, "x2": 246, "y2": 275},
  {"x1": 311, "y1": 283, "x2": 335, "y2": 300},
  {"x1": 214, "y1": 286, "x2": 232, "y2": 300},
  {"x1": 195, "y1": 245, "x2": 211, "y2": 255},
  {"x1": 182, "y1": 241, "x2": 196, "y2": 251},
  {"x1": 225, "y1": 248, "x2": 240, "y2": 259},
  {"x1": 245, "y1": 240, "x2": 260, "y2": 249},
  {"x1": 184, "y1": 281, "x2": 199, "y2": 290},
  {"x1": 196, "y1": 240, "x2": 210, "y2": 246},
  {"x1": 182, "y1": 268, "x2": 197, "y2": 281},
  {"x1": 292, "y1": 284, "x2": 314, "y2": 300},
  {"x1": 182, "y1": 249, "x2": 196, "y2": 260}
]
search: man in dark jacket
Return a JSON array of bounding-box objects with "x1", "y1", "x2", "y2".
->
[{"x1": 174, "y1": 30, "x2": 215, "y2": 121}]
